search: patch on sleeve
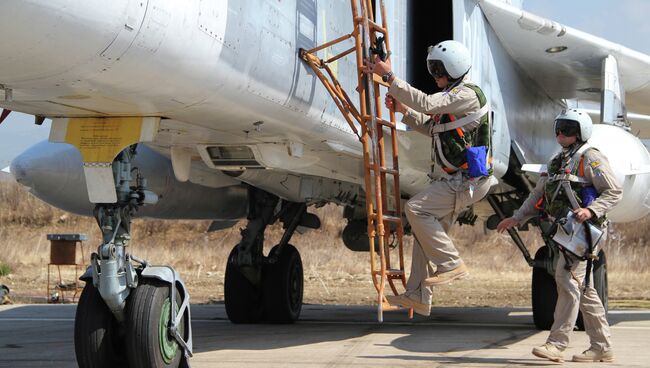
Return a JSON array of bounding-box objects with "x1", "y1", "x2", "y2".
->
[
  {"x1": 450, "y1": 87, "x2": 461, "y2": 95},
  {"x1": 589, "y1": 160, "x2": 601, "y2": 169}
]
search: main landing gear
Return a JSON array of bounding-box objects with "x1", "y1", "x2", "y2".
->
[
  {"x1": 74, "y1": 146, "x2": 192, "y2": 368},
  {"x1": 487, "y1": 194, "x2": 608, "y2": 331},
  {"x1": 224, "y1": 187, "x2": 319, "y2": 323}
]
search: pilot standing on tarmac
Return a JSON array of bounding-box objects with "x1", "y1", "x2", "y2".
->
[
  {"x1": 497, "y1": 109, "x2": 622, "y2": 363},
  {"x1": 367, "y1": 40, "x2": 496, "y2": 316}
]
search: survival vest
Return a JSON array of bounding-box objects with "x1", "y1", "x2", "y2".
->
[
  {"x1": 427, "y1": 83, "x2": 492, "y2": 175},
  {"x1": 542, "y1": 143, "x2": 607, "y2": 226}
]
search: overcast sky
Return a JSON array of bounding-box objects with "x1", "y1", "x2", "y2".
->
[{"x1": 1, "y1": 1, "x2": 649, "y2": 168}]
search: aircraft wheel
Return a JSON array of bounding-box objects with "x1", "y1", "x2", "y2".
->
[
  {"x1": 224, "y1": 246, "x2": 264, "y2": 323},
  {"x1": 74, "y1": 283, "x2": 128, "y2": 368},
  {"x1": 532, "y1": 246, "x2": 557, "y2": 330},
  {"x1": 125, "y1": 278, "x2": 187, "y2": 368},
  {"x1": 576, "y1": 250, "x2": 608, "y2": 330},
  {"x1": 263, "y1": 244, "x2": 303, "y2": 323}
]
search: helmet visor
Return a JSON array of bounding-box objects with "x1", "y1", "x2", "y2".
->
[
  {"x1": 427, "y1": 59, "x2": 447, "y2": 78},
  {"x1": 554, "y1": 119, "x2": 580, "y2": 137}
]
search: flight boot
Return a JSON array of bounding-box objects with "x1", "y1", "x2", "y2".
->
[
  {"x1": 532, "y1": 343, "x2": 564, "y2": 362},
  {"x1": 572, "y1": 348, "x2": 614, "y2": 362},
  {"x1": 423, "y1": 263, "x2": 469, "y2": 286},
  {"x1": 385, "y1": 294, "x2": 431, "y2": 316}
]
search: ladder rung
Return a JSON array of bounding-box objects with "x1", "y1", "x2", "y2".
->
[
  {"x1": 372, "y1": 269, "x2": 404, "y2": 277},
  {"x1": 387, "y1": 269, "x2": 404, "y2": 276},
  {"x1": 380, "y1": 301, "x2": 406, "y2": 311},
  {"x1": 379, "y1": 166, "x2": 398, "y2": 175},
  {"x1": 368, "y1": 20, "x2": 387, "y2": 34},
  {"x1": 369, "y1": 213, "x2": 402, "y2": 223},
  {"x1": 377, "y1": 119, "x2": 396, "y2": 128},
  {"x1": 371, "y1": 73, "x2": 390, "y2": 87},
  {"x1": 363, "y1": 116, "x2": 395, "y2": 126},
  {"x1": 382, "y1": 214, "x2": 401, "y2": 223}
]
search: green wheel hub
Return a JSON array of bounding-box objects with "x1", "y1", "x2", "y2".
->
[{"x1": 158, "y1": 299, "x2": 178, "y2": 364}]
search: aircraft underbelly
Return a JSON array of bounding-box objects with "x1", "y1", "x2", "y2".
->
[{"x1": 0, "y1": 0, "x2": 359, "y2": 143}]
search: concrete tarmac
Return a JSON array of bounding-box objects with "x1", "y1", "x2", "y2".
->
[{"x1": 1, "y1": 304, "x2": 649, "y2": 367}]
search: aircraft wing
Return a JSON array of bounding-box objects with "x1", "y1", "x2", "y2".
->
[{"x1": 479, "y1": 0, "x2": 650, "y2": 123}]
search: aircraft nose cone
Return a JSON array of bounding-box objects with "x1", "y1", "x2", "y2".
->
[
  {"x1": 9, "y1": 141, "x2": 93, "y2": 215},
  {"x1": 9, "y1": 141, "x2": 78, "y2": 193},
  {"x1": 10, "y1": 150, "x2": 35, "y2": 188}
]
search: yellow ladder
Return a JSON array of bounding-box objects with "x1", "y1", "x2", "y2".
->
[{"x1": 300, "y1": 0, "x2": 411, "y2": 321}]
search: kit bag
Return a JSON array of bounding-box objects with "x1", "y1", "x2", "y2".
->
[
  {"x1": 465, "y1": 145, "x2": 488, "y2": 177},
  {"x1": 552, "y1": 208, "x2": 603, "y2": 260}
]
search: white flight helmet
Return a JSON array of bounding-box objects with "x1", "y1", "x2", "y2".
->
[
  {"x1": 426, "y1": 40, "x2": 471, "y2": 80},
  {"x1": 554, "y1": 108, "x2": 593, "y2": 141}
]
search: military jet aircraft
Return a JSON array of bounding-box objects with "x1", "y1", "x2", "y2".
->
[{"x1": 2, "y1": 0, "x2": 650, "y2": 367}]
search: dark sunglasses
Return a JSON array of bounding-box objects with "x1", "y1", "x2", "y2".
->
[
  {"x1": 554, "y1": 119, "x2": 580, "y2": 137},
  {"x1": 427, "y1": 59, "x2": 447, "y2": 78}
]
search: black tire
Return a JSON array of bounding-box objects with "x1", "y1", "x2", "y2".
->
[
  {"x1": 576, "y1": 250, "x2": 608, "y2": 330},
  {"x1": 125, "y1": 279, "x2": 188, "y2": 368},
  {"x1": 593, "y1": 250, "x2": 609, "y2": 312},
  {"x1": 263, "y1": 244, "x2": 304, "y2": 323},
  {"x1": 74, "y1": 283, "x2": 128, "y2": 368},
  {"x1": 224, "y1": 246, "x2": 264, "y2": 323},
  {"x1": 532, "y1": 246, "x2": 558, "y2": 330}
]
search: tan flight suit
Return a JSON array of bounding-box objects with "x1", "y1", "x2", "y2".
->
[
  {"x1": 388, "y1": 77, "x2": 496, "y2": 306},
  {"x1": 513, "y1": 146, "x2": 622, "y2": 352}
]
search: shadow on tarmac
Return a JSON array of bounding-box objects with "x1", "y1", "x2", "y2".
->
[{"x1": 1, "y1": 303, "x2": 649, "y2": 367}]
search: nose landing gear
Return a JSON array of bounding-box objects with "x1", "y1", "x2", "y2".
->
[{"x1": 74, "y1": 146, "x2": 192, "y2": 368}]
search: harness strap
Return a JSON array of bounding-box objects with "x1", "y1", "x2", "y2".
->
[
  {"x1": 561, "y1": 181, "x2": 581, "y2": 209},
  {"x1": 429, "y1": 84, "x2": 491, "y2": 175},
  {"x1": 583, "y1": 222, "x2": 594, "y2": 291},
  {"x1": 550, "y1": 173, "x2": 590, "y2": 184},
  {"x1": 432, "y1": 114, "x2": 468, "y2": 173},
  {"x1": 548, "y1": 143, "x2": 593, "y2": 184},
  {"x1": 560, "y1": 247, "x2": 594, "y2": 292},
  {"x1": 428, "y1": 104, "x2": 490, "y2": 135},
  {"x1": 434, "y1": 134, "x2": 461, "y2": 171}
]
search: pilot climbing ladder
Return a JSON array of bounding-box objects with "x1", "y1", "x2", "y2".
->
[{"x1": 301, "y1": 0, "x2": 412, "y2": 321}]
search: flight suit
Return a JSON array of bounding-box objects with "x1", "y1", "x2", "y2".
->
[
  {"x1": 513, "y1": 144, "x2": 622, "y2": 352},
  {"x1": 388, "y1": 77, "x2": 496, "y2": 306}
]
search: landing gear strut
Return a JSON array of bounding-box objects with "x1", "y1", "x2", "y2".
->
[
  {"x1": 225, "y1": 187, "x2": 316, "y2": 323},
  {"x1": 74, "y1": 146, "x2": 192, "y2": 368}
]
